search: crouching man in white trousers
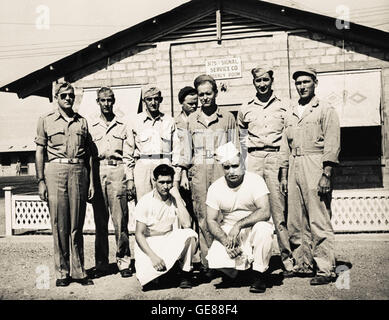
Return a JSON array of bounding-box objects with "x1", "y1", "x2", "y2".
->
[{"x1": 206, "y1": 142, "x2": 274, "y2": 293}]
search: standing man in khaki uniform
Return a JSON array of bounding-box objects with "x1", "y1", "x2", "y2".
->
[
  {"x1": 127, "y1": 86, "x2": 181, "y2": 201},
  {"x1": 279, "y1": 67, "x2": 340, "y2": 285},
  {"x1": 35, "y1": 82, "x2": 94, "y2": 287},
  {"x1": 90, "y1": 87, "x2": 133, "y2": 279},
  {"x1": 180, "y1": 75, "x2": 239, "y2": 279},
  {"x1": 238, "y1": 66, "x2": 294, "y2": 275}
]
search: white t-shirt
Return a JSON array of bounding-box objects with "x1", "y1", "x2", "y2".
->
[
  {"x1": 206, "y1": 171, "x2": 270, "y2": 225},
  {"x1": 134, "y1": 190, "x2": 178, "y2": 234},
  {"x1": 297, "y1": 103, "x2": 307, "y2": 118}
]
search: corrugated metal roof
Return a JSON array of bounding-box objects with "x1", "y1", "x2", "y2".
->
[{"x1": 0, "y1": 144, "x2": 35, "y2": 153}]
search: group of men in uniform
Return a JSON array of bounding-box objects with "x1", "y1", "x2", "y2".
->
[{"x1": 35, "y1": 64, "x2": 340, "y2": 292}]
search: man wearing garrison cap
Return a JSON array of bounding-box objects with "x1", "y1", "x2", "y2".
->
[
  {"x1": 238, "y1": 65, "x2": 294, "y2": 277},
  {"x1": 279, "y1": 67, "x2": 340, "y2": 285},
  {"x1": 126, "y1": 85, "x2": 182, "y2": 201}
]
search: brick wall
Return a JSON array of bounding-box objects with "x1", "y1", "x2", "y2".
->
[
  {"x1": 170, "y1": 34, "x2": 290, "y2": 115},
  {"x1": 72, "y1": 29, "x2": 389, "y2": 189}
]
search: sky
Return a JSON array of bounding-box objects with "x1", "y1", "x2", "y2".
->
[{"x1": 0, "y1": 0, "x2": 388, "y2": 147}]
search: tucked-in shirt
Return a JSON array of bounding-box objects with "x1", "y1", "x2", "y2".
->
[
  {"x1": 180, "y1": 107, "x2": 239, "y2": 168},
  {"x1": 279, "y1": 95, "x2": 341, "y2": 168},
  {"x1": 206, "y1": 171, "x2": 270, "y2": 225},
  {"x1": 127, "y1": 110, "x2": 181, "y2": 179},
  {"x1": 134, "y1": 189, "x2": 178, "y2": 234},
  {"x1": 238, "y1": 94, "x2": 287, "y2": 149},
  {"x1": 89, "y1": 115, "x2": 134, "y2": 179},
  {"x1": 35, "y1": 107, "x2": 90, "y2": 161}
]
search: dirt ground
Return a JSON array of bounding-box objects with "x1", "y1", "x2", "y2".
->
[
  {"x1": 0, "y1": 233, "x2": 388, "y2": 301},
  {"x1": 1, "y1": 176, "x2": 388, "y2": 302}
]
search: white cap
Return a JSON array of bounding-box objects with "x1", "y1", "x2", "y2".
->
[{"x1": 215, "y1": 142, "x2": 239, "y2": 164}]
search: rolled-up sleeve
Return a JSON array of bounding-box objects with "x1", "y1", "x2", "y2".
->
[
  {"x1": 34, "y1": 116, "x2": 47, "y2": 146},
  {"x1": 322, "y1": 106, "x2": 341, "y2": 165}
]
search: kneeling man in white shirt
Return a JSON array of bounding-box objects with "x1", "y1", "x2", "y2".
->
[
  {"x1": 206, "y1": 142, "x2": 274, "y2": 293},
  {"x1": 134, "y1": 164, "x2": 198, "y2": 291}
]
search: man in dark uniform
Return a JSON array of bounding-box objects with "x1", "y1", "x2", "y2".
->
[
  {"x1": 35, "y1": 82, "x2": 94, "y2": 287},
  {"x1": 90, "y1": 87, "x2": 133, "y2": 279}
]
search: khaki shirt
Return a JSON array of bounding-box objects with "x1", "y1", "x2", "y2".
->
[
  {"x1": 180, "y1": 107, "x2": 239, "y2": 168},
  {"x1": 279, "y1": 96, "x2": 341, "y2": 168},
  {"x1": 174, "y1": 110, "x2": 189, "y2": 130},
  {"x1": 89, "y1": 115, "x2": 134, "y2": 179},
  {"x1": 238, "y1": 94, "x2": 287, "y2": 149},
  {"x1": 127, "y1": 110, "x2": 181, "y2": 180},
  {"x1": 35, "y1": 108, "x2": 90, "y2": 161}
]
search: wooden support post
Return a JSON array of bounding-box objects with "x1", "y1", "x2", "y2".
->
[
  {"x1": 216, "y1": 0, "x2": 222, "y2": 43},
  {"x1": 3, "y1": 187, "x2": 14, "y2": 236}
]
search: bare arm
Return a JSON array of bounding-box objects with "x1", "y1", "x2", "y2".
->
[
  {"x1": 35, "y1": 145, "x2": 47, "y2": 201},
  {"x1": 227, "y1": 194, "x2": 270, "y2": 248},
  {"x1": 169, "y1": 186, "x2": 191, "y2": 228},
  {"x1": 207, "y1": 205, "x2": 242, "y2": 259},
  {"x1": 135, "y1": 221, "x2": 166, "y2": 272},
  {"x1": 206, "y1": 205, "x2": 228, "y2": 247}
]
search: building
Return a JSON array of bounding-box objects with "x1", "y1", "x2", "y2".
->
[
  {"x1": 1, "y1": 0, "x2": 388, "y2": 191},
  {"x1": 0, "y1": 143, "x2": 35, "y2": 176}
]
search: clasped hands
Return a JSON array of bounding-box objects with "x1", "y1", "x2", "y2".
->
[{"x1": 224, "y1": 224, "x2": 243, "y2": 259}]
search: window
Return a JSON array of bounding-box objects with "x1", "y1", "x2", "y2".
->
[
  {"x1": 76, "y1": 85, "x2": 142, "y2": 124},
  {"x1": 1, "y1": 154, "x2": 11, "y2": 166},
  {"x1": 316, "y1": 69, "x2": 382, "y2": 189}
]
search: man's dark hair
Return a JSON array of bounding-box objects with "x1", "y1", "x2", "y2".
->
[
  {"x1": 178, "y1": 86, "x2": 197, "y2": 104},
  {"x1": 153, "y1": 164, "x2": 175, "y2": 180}
]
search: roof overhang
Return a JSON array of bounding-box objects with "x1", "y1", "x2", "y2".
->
[{"x1": 1, "y1": 0, "x2": 388, "y2": 99}]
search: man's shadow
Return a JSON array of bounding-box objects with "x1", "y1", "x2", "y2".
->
[
  {"x1": 86, "y1": 258, "x2": 136, "y2": 278},
  {"x1": 142, "y1": 262, "x2": 201, "y2": 291},
  {"x1": 266, "y1": 254, "x2": 353, "y2": 281},
  {"x1": 213, "y1": 256, "x2": 285, "y2": 289}
]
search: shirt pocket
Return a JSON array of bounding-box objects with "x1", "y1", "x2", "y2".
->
[
  {"x1": 246, "y1": 113, "x2": 261, "y2": 134},
  {"x1": 136, "y1": 130, "x2": 151, "y2": 144},
  {"x1": 191, "y1": 129, "x2": 205, "y2": 151},
  {"x1": 270, "y1": 112, "x2": 285, "y2": 134},
  {"x1": 75, "y1": 128, "x2": 87, "y2": 147},
  {"x1": 303, "y1": 121, "x2": 321, "y2": 148},
  {"x1": 47, "y1": 127, "x2": 65, "y2": 147},
  {"x1": 112, "y1": 133, "x2": 125, "y2": 153}
]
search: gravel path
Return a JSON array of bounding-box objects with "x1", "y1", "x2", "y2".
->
[{"x1": 0, "y1": 234, "x2": 388, "y2": 300}]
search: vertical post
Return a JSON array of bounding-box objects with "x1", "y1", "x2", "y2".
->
[
  {"x1": 216, "y1": 0, "x2": 222, "y2": 44},
  {"x1": 3, "y1": 186, "x2": 14, "y2": 236}
]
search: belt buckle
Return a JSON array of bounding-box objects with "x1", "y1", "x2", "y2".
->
[
  {"x1": 205, "y1": 150, "x2": 214, "y2": 159},
  {"x1": 295, "y1": 147, "x2": 301, "y2": 156},
  {"x1": 68, "y1": 158, "x2": 77, "y2": 164},
  {"x1": 107, "y1": 160, "x2": 116, "y2": 166}
]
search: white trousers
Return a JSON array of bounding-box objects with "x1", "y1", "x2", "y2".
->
[{"x1": 206, "y1": 221, "x2": 274, "y2": 273}]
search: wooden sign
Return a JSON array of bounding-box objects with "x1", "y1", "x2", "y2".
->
[{"x1": 205, "y1": 57, "x2": 242, "y2": 80}]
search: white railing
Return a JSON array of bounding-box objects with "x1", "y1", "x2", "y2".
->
[
  {"x1": 3, "y1": 187, "x2": 389, "y2": 236},
  {"x1": 3, "y1": 187, "x2": 136, "y2": 236}
]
